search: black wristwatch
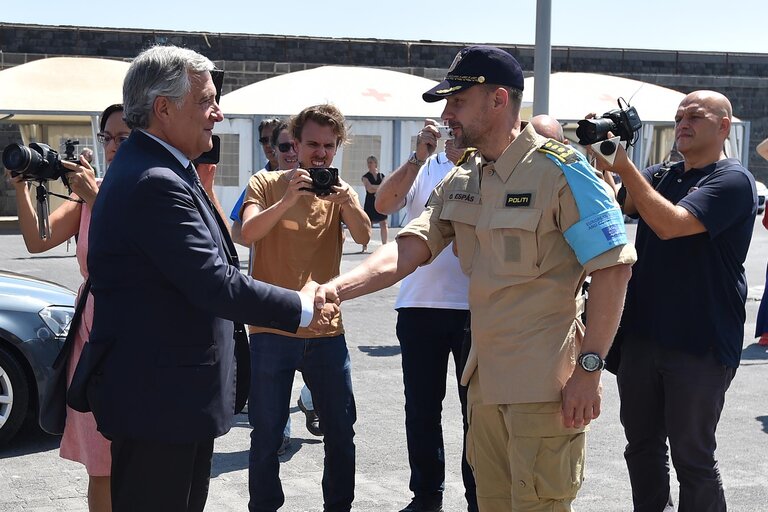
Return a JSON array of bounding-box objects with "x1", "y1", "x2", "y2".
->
[{"x1": 577, "y1": 352, "x2": 606, "y2": 372}]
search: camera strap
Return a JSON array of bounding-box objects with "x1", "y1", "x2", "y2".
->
[{"x1": 651, "y1": 162, "x2": 676, "y2": 190}]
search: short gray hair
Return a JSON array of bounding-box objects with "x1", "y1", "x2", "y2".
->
[{"x1": 123, "y1": 45, "x2": 215, "y2": 129}]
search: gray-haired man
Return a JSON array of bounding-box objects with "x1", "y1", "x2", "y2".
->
[{"x1": 84, "y1": 45, "x2": 332, "y2": 511}]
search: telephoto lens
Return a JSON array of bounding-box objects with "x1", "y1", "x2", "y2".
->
[
  {"x1": 2, "y1": 143, "x2": 35, "y2": 174},
  {"x1": 1, "y1": 142, "x2": 65, "y2": 181}
]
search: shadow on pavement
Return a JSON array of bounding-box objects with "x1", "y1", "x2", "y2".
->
[
  {"x1": 756, "y1": 416, "x2": 768, "y2": 434},
  {"x1": 357, "y1": 345, "x2": 400, "y2": 357},
  {"x1": 211, "y1": 437, "x2": 322, "y2": 477},
  {"x1": 0, "y1": 426, "x2": 60, "y2": 458},
  {"x1": 741, "y1": 343, "x2": 768, "y2": 362}
]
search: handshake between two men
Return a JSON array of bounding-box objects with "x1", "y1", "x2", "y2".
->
[{"x1": 300, "y1": 280, "x2": 343, "y2": 334}]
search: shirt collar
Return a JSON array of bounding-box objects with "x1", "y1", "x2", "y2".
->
[
  {"x1": 480, "y1": 123, "x2": 540, "y2": 182},
  {"x1": 140, "y1": 130, "x2": 192, "y2": 169}
]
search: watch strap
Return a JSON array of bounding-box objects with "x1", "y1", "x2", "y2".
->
[{"x1": 408, "y1": 151, "x2": 426, "y2": 167}]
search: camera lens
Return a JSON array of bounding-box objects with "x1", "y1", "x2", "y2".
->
[
  {"x1": 576, "y1": 118, "x2": 617, "y2": 146},
  {"x1": 312, "y1": 168, "x2": 333, "y2": 187},
  {"x1": 2, "y1": 143, "x2": 32, "y2": 173}
]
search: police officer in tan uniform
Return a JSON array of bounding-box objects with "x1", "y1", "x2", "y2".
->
[{"x1": 315, "y1": 46, "x2": 636, "y2": 511}]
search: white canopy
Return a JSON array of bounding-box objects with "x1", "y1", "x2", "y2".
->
[
  {"x1": 220, "y1": 65, "x2": 443, "y2": 119},
  {"x1": 0, "y1": 57, "x2": 128, "y2": 123},
  {"x1": 522, "y1": 72, "x2": 691, "y2": 122},
  {"x1": 522, "y1": 72, "x2": 748, "y2": 167}
]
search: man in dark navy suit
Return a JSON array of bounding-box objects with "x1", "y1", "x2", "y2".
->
[{"x1": 85, "y1": 45, "x2": 333, "y2": 512}]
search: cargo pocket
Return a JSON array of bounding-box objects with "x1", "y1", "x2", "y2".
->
[
  {"x1": 508, "y1": 403, "x2": 585, "y2": 506},
  {"x1": 488, "y1": 208, "x2": 541, "y2": 277},
  {"x1": 532, "y1": 432, "x2": 585, "y2": 500}
]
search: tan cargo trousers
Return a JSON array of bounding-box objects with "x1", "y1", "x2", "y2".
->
[{"x1": 466, "y1": 371, "x2": 586, "y2": 512}]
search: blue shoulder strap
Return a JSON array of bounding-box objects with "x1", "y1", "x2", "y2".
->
[{"x1": 539, "y1": 142, "x2": 628, "y2": 265}]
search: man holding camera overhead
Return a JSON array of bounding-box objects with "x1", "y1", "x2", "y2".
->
[
  {"x1": 314, "y1": 46, "x2": 636, "y2": 511},
  {"x1": 239, "y1": 103, "x2": 370, "y2": 512},
  {"x1": 591, "y1": 90, "x2": 756, "y2": 512}
]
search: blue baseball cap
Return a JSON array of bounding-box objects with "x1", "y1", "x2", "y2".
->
[{"x1": 423, "y1": 45, "x2": 525, "y2": 103}]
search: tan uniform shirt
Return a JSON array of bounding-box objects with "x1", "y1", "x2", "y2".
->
[
  {"x1": 242, "y1": 170, "x2": 351, "y2": 338},
  {"x1": 399, "y1": 124, "x2": 637, "y2": 405}
]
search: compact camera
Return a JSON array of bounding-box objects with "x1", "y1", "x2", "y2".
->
[
  {"x1": 435, "y1": 125, "x2": 454, "y2": 140},
  {"x1": 576, "y1": 99, "x2": 642, "y2": 146},
  {"x1": 2, "y1": 139, "x2": 79, "y2": 183},
  {"x1": 306, "y1": 167, "x2": 339, "y2": 196}
]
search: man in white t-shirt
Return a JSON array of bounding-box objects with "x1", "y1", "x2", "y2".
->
[{"x1": 375, "y1": 120, "x2": 476, "y2": 512}]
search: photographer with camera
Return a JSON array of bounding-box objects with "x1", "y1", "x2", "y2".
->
[
  {"x1": 239, "y1": 103, "x2": 370, "y2": 512},
  {"x1": 590, "y1": 90, "x2": 756, "y2": 512},
  {"x1": 5, "y1": 103, "x2": 129, "y2": 512}
]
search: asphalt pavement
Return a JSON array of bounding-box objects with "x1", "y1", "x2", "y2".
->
[{"x1": 0, "y1": 221, "x2": 767, "y2": 511}]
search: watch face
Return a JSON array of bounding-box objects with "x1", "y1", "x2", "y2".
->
[{"x1": 580, "y1": 353, "x2": 602, "y2": 372}]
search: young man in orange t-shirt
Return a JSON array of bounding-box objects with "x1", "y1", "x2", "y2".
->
[{"x1": 240, "y1": 104, "x2": 371, "y2": 512}]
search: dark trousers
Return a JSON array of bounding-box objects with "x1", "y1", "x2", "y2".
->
[
  {"x1": 110, "y1": 437, "x2": 214, "y2": 512},
  {"x1": 396, "y1": 308, "x2": 478, "y2": 512},
  {"x1": 617, "y1": 333, "x2": 735, "y2": 512},
  {"x1": 248, "y1": 333, "x2": 356, "y2": 512}
]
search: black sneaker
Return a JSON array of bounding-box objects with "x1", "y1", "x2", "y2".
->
[
  {"x1": 297, "y1": 397, "x2": 323, "y2": 436},
  {"x1": 398, "y1": 496, "x2": 443, "y2": 512}
]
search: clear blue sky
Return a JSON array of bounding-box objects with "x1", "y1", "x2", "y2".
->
[{"x1": 4, "y1": 0, "x2": 767, "y2": 54}]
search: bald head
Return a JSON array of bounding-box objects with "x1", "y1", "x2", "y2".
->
[
  {"x1": 530, "y1": 114, "x2": 565, "y2": 143},
  {"x1": 680, "y1": 90, "x2": 732, "y2": 120},
  {"x1": 675, "y1": 89, "x2": 733, "y2": 168}
]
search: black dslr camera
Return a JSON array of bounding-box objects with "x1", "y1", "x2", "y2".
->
[
  {"x1": 2, "y1": 139, "x2": 79, "y2": 183},
  {"x1": 2, "y1": 139, "x2": 81, "y2": 240},
  {"x1": 576, "y1": 99, "x2": 642, "y2": 147},
  {"x1": 306, "y1": 167, "x2": 339, "y2": 196}
]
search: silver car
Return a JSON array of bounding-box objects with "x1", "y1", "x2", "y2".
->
[{"x1": 0, "y1": 271, "x2": 75, "y2": 444}]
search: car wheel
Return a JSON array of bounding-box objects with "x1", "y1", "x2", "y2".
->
[{"x1": 0, "y1": 346, "x2": 30, "y2": 444}]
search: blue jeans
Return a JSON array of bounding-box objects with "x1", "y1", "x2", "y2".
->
[
  {"x1": 283, "y1": 384, "x2": 314, "y2": 438},
  {"x1": 248, "y1": 333, "x2": 356, "y2": 512},
  {"x1": 396, "y1": 308, "x2": 477, "y2": 511}
]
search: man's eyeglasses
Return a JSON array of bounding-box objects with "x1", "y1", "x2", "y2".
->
[
  {"x1": 277, "y1": 142, "x2": 294, "y2": 153},
  {"x1": 97, "y1": 133, "x2": 130, "y2": 146},
  {"x1": 258, "y1": 136, "x2": 270, "y2": 144}
]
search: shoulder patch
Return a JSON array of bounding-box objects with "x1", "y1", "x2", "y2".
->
[
  {"x1": 537, "y1": 139, "x2": 579, "y2": 165},
  {"x1": 457, "y1": 147, "x2": 478, "y2": 166}
]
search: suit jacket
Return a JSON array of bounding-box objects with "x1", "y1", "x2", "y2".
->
[{"x1": 86, "y1": 130, "x2": 302, "y2": 442}]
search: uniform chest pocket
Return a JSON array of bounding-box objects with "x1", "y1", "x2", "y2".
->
[
  {"x1": 440, "y1": 201, "x2": 481, "y2": 274},
  {"x1": 488, "y1": 208, "x2": 541, "y2": 277}
]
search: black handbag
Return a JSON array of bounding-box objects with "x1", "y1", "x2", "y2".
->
[{"x1": 38, "y1": 279, "x2": 91, "y2": 435}]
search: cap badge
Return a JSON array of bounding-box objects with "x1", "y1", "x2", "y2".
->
[
  {"x1": 448, "y1": 50, "x2": 465, "y2": 73},
  {"x1": 435, "y1": 85, "x2": 462, "y2": 95}
]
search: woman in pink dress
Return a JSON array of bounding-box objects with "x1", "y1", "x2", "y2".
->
[{"x1": 8, "y1": 104, "x2": 129, "y2": 512}]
